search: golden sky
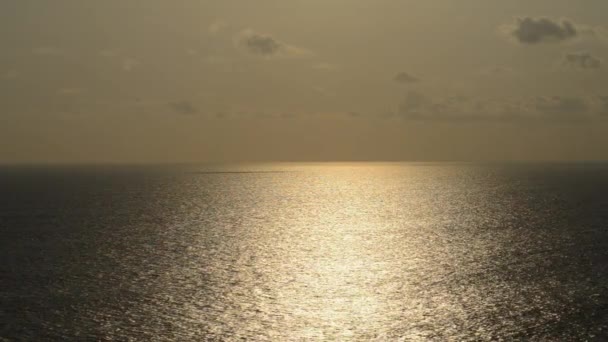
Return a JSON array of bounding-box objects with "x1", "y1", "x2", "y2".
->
[{"x1": 2, "y1": 0, "x2": 608, "y2": 162}]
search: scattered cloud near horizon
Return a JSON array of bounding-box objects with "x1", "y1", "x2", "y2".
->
[
  {"x1": 562, "y1": 52, "x2": 602, "y2": 69},
  {"x1": 397, "y1": 91, "x2": 607, "y2": 122}
]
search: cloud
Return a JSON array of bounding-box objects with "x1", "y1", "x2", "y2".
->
[
  {"x1": 57, "y1": 88, "x2": 85, "y2": 95},
  {"x1": 122, "y1": 58, "x2": 140, "y2": 71},
  {"x1": 478, "y1": 66, "x2": 517, "y2": 77},
  {"x1": 505, "y1": 17, "x2": 581, "y2": 44},
  {"x1": 238, "y1": 30, "x2": 281, "y2": 55},
  {"x1": 100, "y1": 49, "x2": 120, "y2": 58},
  {"x1": 393, "y1": 72, "x2": 420, "y2": 84},
  {"x1": 208, "y1": 20, "x2": 227, "y2": 35},
  {"x1": 598, "y1": 96, "x2": 608, "y2": 116},
  {"x1": 97, "y1": 50, "x2": 142, "y2": 72},
  {"x1": 169, "y1": 101, "x2": 198, "y2": 115},
  {"x1": 4, "y1": 70, "x2": 19, "y2": 80},
  {"x1": 313, "y1": 62, "x2": 338, "y2": 71},
  {"x1": 236, "y1": 29, "x2": 312, "y2": 57},
  {"x1": 312, "y1": 86, "x2": 333, "y2": 97},
  {"x1": 397, "y1": 92, "x2": 505, "y2": 121},
  {"x1": 534, "y1": 96, "x2": 588, "y2": 119},
  {"x1": 32, "y1": 47, "x2": 65, "y2": 56},
  {"x1": 215, "y1": 111, "x2": 229, "y2": 119},
  {"x1": 562, "y1": 52, "x2": 602, "y2": 69},
  {"x1": 398, "y1": 91, "x2": 431, "y2": 117},
  {"x1": 396, "y1": 91, "x2": 602, "y2": 122},
  {"x1": 186, "y1": 48, "x2": 199, "y2": 56}
]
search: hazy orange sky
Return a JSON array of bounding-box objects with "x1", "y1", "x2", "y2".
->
[{"x1": 2, "y1": 1, "x2": 608, "y2": 163}]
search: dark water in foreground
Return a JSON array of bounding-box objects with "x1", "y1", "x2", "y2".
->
[{"x1": 2, "y1": 163, "x2": 608, "y2": 341}]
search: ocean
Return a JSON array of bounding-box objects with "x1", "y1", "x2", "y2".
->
[{"x1": 1, "y1": 163, "x2": 608, "y2": 340}]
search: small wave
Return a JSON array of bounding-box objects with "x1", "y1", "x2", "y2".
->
[{"x1": 188, "y1": 171, "x2": 294, "y2": 175}]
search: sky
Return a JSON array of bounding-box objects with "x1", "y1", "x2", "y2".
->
[{"x1": 1, "y1": 0, "x2": 608, "y2": 163}]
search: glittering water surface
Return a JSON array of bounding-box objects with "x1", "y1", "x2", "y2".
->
[{"x1": 2, "y1": 163, "x2": 608, "y2": 340}]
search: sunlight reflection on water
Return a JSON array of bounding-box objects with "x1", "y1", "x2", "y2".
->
[{"x1": 2, "y1": 163, "x2": 608, "y2": 340}]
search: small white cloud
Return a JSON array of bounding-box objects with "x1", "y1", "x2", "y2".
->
[
  {"x1": 57, "y1": 88, "x2": 85, "y2": 95},
  {"x1": 312, "y1": 63, "x2": 338, "y2": 71},
  {"x1": 4, "y1": 70, "x2": 19, "y2": 80},
  {"x1": 122, "y1": 58, "x2": 140, "y2": 71},
  {"x1": 100, "y1": 49, "x2": 120, "y2": 58},
  {"x1": 204, "y1": 55, "x2": 228, "y2": 64},
  {"x1": 33, "y1": 47, "x2": 65, "y2": 56},
  {"x1": 208, "y1": 20, "x2": 227, "y2": 35},
  {"x1": 312, "y1": 86, "x2": 334, "y2": 97}
]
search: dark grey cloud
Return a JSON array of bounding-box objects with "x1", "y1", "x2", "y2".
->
[
  {"x1": 393, "y1": 72, "x2": 420, "y2": 84},
  {"x1": 508, "y1": 17, "x2": 579, "y2": 44},
  {"x1": 563, "y1": 52, "x2": 602, "y2": 69},
  {"x1": 169, "y1": 101, "x2": 198, "y2": 115},
  {"x1": 242, "y1": 32, "x2": 282, "y2": 55},
  {"x1": 236, "y1": 29, "x2": 311, "y2": 57}
]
